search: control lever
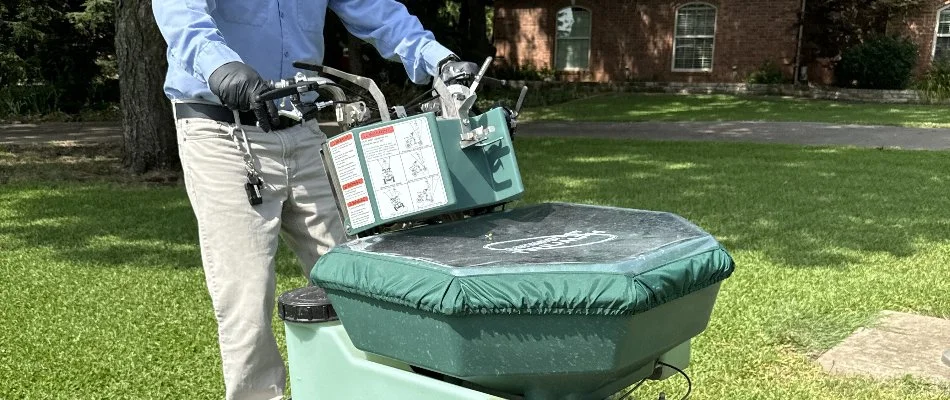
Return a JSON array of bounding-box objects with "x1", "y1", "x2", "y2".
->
[
  {"x1": 467, "y1": 57, "x2": 493, "y2": 94},
  {"x1": 255, "y1": 81, "x2": 319, "y2": 103},
  {"x1": 252, "y1": 100, "x2": 279, "y2": 132},
  {"x1": 501, "y1": 85, "x2": 528, "y2": 138},
  {"x1": 251, "y1": 79, "x2": 325, "y2": 131},
  {"x1": 513, "y1": 86, "x2": 528, "y2": 118},
  {"x1": 479, "y1": 76, "x2": 507, "y2": 87},
  {"x1": 292, "y1": 60, "x2": 322, "y2": 72}
]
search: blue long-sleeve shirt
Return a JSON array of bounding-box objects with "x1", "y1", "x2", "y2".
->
[{"x1": 152, "y1": 0, "x2": 454, "y2": 103}]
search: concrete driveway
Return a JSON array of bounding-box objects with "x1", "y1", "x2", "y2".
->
[
  {"x1": 0, "y1": 122, "x2": 124, "y2": 145},
  {"x1": 5, "y1": 120, "x2": 950, "y2": 150}
]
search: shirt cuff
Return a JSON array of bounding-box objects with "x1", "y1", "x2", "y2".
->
[
  {"x1": 420, "y1": 42, "x2": 455, "y2": 78},
  {"x1": 194, "y1": 41, "x2": 243, "y2": 83}
]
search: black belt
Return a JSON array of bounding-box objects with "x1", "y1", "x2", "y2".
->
[
  {"x1": 175, "y1": 102, "x2": 303, "y2": 129},
  {"x1": 175, "y1": 102, "x2": 259, "y2": 125}
]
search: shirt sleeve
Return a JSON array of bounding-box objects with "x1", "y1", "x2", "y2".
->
[
  {"x1": 152, "y1": 0, "x2": 243, "y2": 83},
  {"x1": 328, "y1": 0, "x2": 455, "y2": 84}
]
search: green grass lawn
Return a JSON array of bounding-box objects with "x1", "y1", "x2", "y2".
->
[
  {"x1": 521, "y1": 93, "x2": 950, "y2": 128},
  {"x1": 2, "y1": 140, "x2": 950, "y2": 399}
]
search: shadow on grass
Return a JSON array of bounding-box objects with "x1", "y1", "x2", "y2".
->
[
  {"x1": 6, "y1": 137, "x2": 950, "y2": 275},
  {"x1": 0, "y1": 144, "x2": 314, "y2": 278},
  {"x1": 515, "y1": 137, "x2": 950, "y2": 268},
  {"x1": 525, "y1": 93, "x2": 950, "y2": 127},
  {"x1": 0, "y1": 184, "x2": 203, "y2": 268},
  {"x1": 0, "y1": 183, "x2": 316, "y2": 278}
]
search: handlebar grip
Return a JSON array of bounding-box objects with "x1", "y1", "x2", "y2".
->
[
  {"x1": 292, "y1": 60, "x2": 324, "y2": 72},
  {"x1": 252, "y1": 100, "x2": 281, "y2": 132},
  {"x1": 255, "y1": 81, "x2": 321, "y2": 103},
  {"x1": 254, "y1": 104, "x2": 274, "y2": 132},
  {"x1": 256, "y1": 85, "x2": 302, "y2": 103}
]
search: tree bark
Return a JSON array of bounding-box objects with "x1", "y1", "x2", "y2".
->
[
  {"x1": 460, "y1": 0, "x2": 495, "y2": 62},
  {"x1": 115, "y1": 0, "x2": 178, "y2": 174}
]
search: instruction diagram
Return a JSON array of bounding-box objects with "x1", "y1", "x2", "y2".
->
[
  {"x1": 358, "y1": 115, "x2": 448, "y2": 220},
  {"x1": 376, "y1": 158, "x2": 396, "y2": 184},
  {"x1": 375, "y1": 185, "x2": 412, "y2": 217},
  {"x1": 411, "y1": 176, "x2": 437, "y2": 206},
  {"x1": 380, "y1": 187, "x2": 406, "y2": 212},
  {"x1": 400, "y1": 118, "x2": 430, "y2": 151},
  {"x1": 407, "y1": 152, "x2": 428, "y2": 177},
  {"x1": 404, "y1": 127, "x2": 422, "y2": 149}
]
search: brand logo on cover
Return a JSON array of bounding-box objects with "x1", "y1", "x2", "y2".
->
[{"x1": 483, "y1": 230, "x2": 617, "y2": 254}]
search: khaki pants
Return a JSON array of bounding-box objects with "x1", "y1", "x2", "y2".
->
[{"x1": 175, "y1": 114, "x2": 347, "y2": 400}]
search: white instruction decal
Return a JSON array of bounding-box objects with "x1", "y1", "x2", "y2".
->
[
  {"x1": 327, "y1": 133, "x2": 374, "y2": 229},
  {"x1": 360, "y1": 117, "x2": 448, "y2": 220}
]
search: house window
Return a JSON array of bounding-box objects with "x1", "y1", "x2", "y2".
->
[
  {"x1": 555, "y1": 7, "x2": 591, "y2": 71},
  {"x1": 672, "y1": 3, "x2": 717, "y2": 71},
  {"x1": 934, "y1": 7, "x2": 950, "y2": 61}
]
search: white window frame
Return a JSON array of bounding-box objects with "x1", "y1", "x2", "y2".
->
[
  {"x1": 553, "y1": 6, "x2": 592, "y2": 72},
  {"x1": 932, "y1": 5, "x2": 950, "y2": 61},
  {"x1": 671, "y1": 2, "x2": 717, "y2": 72}
]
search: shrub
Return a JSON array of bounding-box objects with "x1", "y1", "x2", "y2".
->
[
  {"x1": 490, "y1": 62, "x2": 555, "y2": 82},
  {"x1": 915, "y1": 56, "x2": 950, "y2": 102},
  {"x1": 0, "y1": 84, "x2": 63, "y2": 121},
  {"x1": 477, "y1": 85, "x2": 583, "y2": 109},
  {"x1": 834, "y1": 35, "x2": 918, "y2": 89},
  {"x1": 747, "y1": 60, "x2": 786, "y2": 84}
]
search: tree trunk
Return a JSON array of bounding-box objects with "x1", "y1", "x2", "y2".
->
[
  {"x1": 115, "y1": 0, "x2": 178, "y2": 174},
  {"x1": 460, "y1": 0, "x2": 495, "y2": 62}
]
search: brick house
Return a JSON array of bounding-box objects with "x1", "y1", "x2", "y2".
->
[
  {"x1": 492, "y1": 0, "x2": 950, "y2": 84},
  {"x1": 895, "y1": 1, "x2": 950, "y2": 75}
]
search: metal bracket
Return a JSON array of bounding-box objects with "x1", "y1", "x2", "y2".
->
[
  {"x1": 461, "y1": 126, "x2": 496, "y2": 144},
  {"x1": 316, "y1": 66, "x2": 390, "y2": 123},
  {"x1": 336, "y1": 102, "x2": 369, "y2": 131},
  {"x1": 292, "y1": 61, "x2": 391, "y2": 123},
  {"x1": 432, "y1": 79, "x2": 463, "y2": 120},
  {"x1": 393, "y1": 106, "x2": 407, "y2": 119},
  {"x1": 431, "y1": 57, "x2": 495, "y2": 148}
]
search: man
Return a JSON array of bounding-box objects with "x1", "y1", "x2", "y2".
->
[{"x1": 151, "y1": 1, "x2": 476, "y2": 399}]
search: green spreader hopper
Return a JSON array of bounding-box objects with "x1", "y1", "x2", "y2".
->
[{"x1": 281, "y1": 203, "x2": 734, "y2": 399}]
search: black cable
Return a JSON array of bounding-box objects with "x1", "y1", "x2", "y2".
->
[
  {"x1": 656, "y1": 361, "x2": 692, "y2": 400},
  {"x1": 403, "y1": 88, "x2": 437, "y2": 110},
  {"x1": 403, "y1": 94, "x2": 438, "y2": 112},
  {"x1": 612, "y1": 362, "x2": 692, "y2": 400},
  {"x1": 614, "y1": 377, "x2": 647, "y2": 400},
  {"x1": 319, "y1": 82, "x2": 367, "y2": 102},
  {"x1": 317, "y1": 82, "x2": 381, "y2": 114}
]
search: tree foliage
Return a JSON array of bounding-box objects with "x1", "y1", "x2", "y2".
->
[
  {"x1": 324, "y1": 0, "x2": 496, "y2": 87},
  {"x1": 0, "y1": 0, "x2": 115, "y2": 112},
  {"x1": 802, "y1": 0, "x2": 925, "y2": 59}
]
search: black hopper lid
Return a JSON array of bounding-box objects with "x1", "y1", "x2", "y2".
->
[{"x1": 278, "y1": 286, "x2": 337, "y2": 323}]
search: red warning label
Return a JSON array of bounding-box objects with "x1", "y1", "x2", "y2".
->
[
  {"x1": 360, "y1": 126, "x2": 395, "y2": 140},
  {"x1": 329, "y1": 133, "x2": 353, "y2": 147},
  {"x1": 346, "y1": 197, "x2": 369, "y2": 207},
  {"x1": 342, "y1": 178, "x2": 364, "y2": 190},
  {"x1": 327, "y1": 131, "x2": 374, "y2": 230}
]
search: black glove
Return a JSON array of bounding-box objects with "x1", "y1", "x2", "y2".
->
[
  {"x1": 208, "y1": 61, "x2": 271, "y2": 111},
  {"x1": 438, "y1": 55, "x2": 479, "y2": 85}
]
